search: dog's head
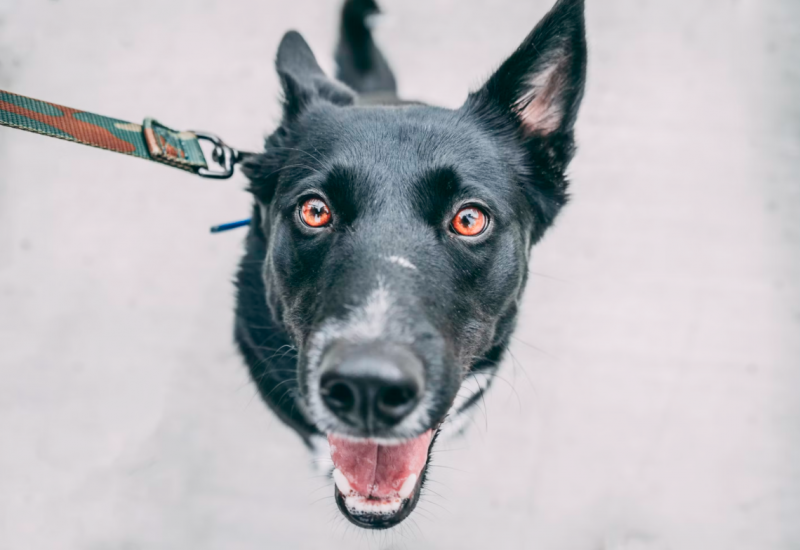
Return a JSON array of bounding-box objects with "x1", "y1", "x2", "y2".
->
[{"x1": 237, "y1": 0, "x2": 586, "y2": 529}]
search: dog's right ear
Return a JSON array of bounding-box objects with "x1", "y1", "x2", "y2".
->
[
  {"x1": 464, "y1": 0, "x2": 586, "y2": 138},
  {"x1": 276, "y1": 31, "x2": 356, "y2": 121},
  {"x1": 462, "y1": 0, "x2": 586, "y2": 243}
]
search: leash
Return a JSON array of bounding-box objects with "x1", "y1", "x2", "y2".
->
[{"x1": 0, "y1": 89, "x2": 254, "y2": 231}]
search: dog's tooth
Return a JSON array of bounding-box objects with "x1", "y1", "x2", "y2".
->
[
  {"x1": 345, "y1": 495, "x2": 402, "y2": 516},
  {"x1": 332, "y1": 468, "x2": 352, "y2": 495},
  {"x1": 398, "y1": 473, "x2": 417, "y2": 499}
]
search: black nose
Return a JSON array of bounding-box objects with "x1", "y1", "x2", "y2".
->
[{"x1": 319, "y1": 342, "x2": 424, "y2": 433}]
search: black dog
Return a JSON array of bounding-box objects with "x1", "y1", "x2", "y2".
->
[{"x1": 235, "y1": 0, "x2": 586, "y2": 530}]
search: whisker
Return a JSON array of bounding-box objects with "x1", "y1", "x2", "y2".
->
[
  {"x1": 307, "y1": 482, "x2": 333, "y2": 497},
  {"x1": 511, "y1": 335, "x2": 559, "y2": 361},
  {"x1": 266, "y1": 146, "x2": 325, "y2": 166},
  {"x1": 507, "y1": 347, "x2": 538, "y2": 395},
  {"x1": 261, "y1": 378, "x2": 298, "y2": 402},
  {"x1": 309, "y1": 494, "x2": 334, "y2": 506},
  {"x1": 469, "y1": 372, "x2": 490, "y2": 431},
  {"x1": 528, "y1": 269, "x2": 570, "y2": 283},
  {"x1": 419, "y1": 497, "x2": 450, "y2": 514},
  {"x1": 420, "y1": 486, "x2": 448, "y2": 501},
  {"x1": 426, "y1": 464, "x2": 470, "y2": 474},
  {"x1": 487, "y1": 369, "x2": 523, "y2": 412},
  {"x1": 264, "y1": 163, "x2": 322, "y2": 180}
]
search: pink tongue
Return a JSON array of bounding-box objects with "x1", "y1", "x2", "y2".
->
[{"x1": 329, "y1": 431, "x2": 433, "y2": 498}]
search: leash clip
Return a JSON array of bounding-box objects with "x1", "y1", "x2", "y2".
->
[{"x1": 192, "y1": 131, "x2": 242, "y2": 179}]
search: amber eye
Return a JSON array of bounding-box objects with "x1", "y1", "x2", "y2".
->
[
  {"x1": 300, "y1": 197, "x2": 332, "y2": 228},
  {"x1": 451, "y1": 206, "x2": 488, "y2": 237}
]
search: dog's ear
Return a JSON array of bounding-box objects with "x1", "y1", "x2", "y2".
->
[
  {"x1": 464, "y1": 0, "x2": 586, "y2": 244},
  {"x1": 244, "y1": 33, "x2": 355, "y2": 205},
  {"x1": 465, "y1": 0, "x2": 586, "y2": 137},
  {"x1": 276, "y1": 31, "x2": 356, "y2": 121}
]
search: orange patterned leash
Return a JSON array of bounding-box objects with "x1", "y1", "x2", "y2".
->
[{"x1": 0, "y1": 89, "x2": 247, "y2": 179}]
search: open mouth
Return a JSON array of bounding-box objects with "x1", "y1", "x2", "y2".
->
[{"x1": 329, "y1": 430, "x2": 433, "y2": 529}]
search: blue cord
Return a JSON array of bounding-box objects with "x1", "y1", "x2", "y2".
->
[{"x1": 210, "y1": 219, "x2": 251, "y2": 233}]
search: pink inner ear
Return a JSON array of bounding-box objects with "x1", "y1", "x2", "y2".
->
[{"x1": 515, "y1": 60, "x2": 567, "y2": 136}]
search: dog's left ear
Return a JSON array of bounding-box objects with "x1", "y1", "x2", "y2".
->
[
  {"x1": 465, "y1": 0, "x2": 586, "y2": 138},
  {"x1": 276, "y1": 31, "x2": 356, "y2": 121}
]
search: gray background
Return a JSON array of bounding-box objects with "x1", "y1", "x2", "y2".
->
[{"x1": 1, "y1": 0, "x2": 799, "y2": 548}]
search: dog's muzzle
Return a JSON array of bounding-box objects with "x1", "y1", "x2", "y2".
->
[{"x1": 310, "y1": 340, "x2": 436, "y2": 529}]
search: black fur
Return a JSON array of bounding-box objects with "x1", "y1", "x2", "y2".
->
[
  {"x1": 235, "y1": 0, "x2": 586, "y2": 528},
  {"x1": 335, "y1": 0, "x2": 397, "y2": 96}
]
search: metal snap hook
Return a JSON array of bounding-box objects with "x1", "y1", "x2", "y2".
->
[{"x1": 192, "y1": 131, "x2": 243, "y2": 179}]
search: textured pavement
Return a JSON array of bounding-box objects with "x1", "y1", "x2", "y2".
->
[{"x1": 1, "y1": 1, "x2": 799, "y2": 549}]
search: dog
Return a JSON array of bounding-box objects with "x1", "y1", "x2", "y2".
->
[{"x1": 235, "y1": 0, "x2": 586, "y2": 530}]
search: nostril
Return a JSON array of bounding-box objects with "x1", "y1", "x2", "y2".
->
[
  {"x1": 322, "y1": 380, "x2": 356, "y2": 413},
  {"x1": 376, "y1": 384, "x2": 419, "y2": 422},
  {"x1": 380, "y1": 386, "x2": 414, "y2": 407}
]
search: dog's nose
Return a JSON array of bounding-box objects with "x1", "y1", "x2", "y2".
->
[{"x1": 319, "y1": 342, "x2": 424, "y2": 432}]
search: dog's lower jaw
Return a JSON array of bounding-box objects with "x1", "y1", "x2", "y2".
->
[{"x1": 333, "y1": 471, "x2": 426, "y2": 529}]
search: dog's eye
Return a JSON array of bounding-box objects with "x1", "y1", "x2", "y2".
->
[
  {"x1": 300, "y1": 197, "x2": 332, "y2": 228},
  {"x1": 451, "y1": 206, "x2": 488, "y2": 237}
]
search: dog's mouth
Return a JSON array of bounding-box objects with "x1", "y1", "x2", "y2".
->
[{"x1": 328, "y1": 430, "x2": 433, "y2": 529}]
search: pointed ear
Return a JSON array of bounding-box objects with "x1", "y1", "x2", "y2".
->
[
  {"x1": 466, "y1": 0, "x2": 586, "y2": 137},
  {"x1": 276, "y1": 31, "x2": 356, "y2": 120}
]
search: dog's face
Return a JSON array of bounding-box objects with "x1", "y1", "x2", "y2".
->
[{"x1": 237, "y1": 0, "x2": 585, "y2": 530}]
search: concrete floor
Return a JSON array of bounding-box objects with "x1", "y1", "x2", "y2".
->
[{"x1": 1, "y1": 0, "x2": 799, "y2": 548}]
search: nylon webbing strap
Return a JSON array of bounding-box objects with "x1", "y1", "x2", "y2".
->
[{"x1": 0, "y1": 89, "x2": 208, "y2": 173}]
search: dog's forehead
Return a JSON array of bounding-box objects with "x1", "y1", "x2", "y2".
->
[{"x1": 302, "y1": 104, "x2": 501, "y2": 175}]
